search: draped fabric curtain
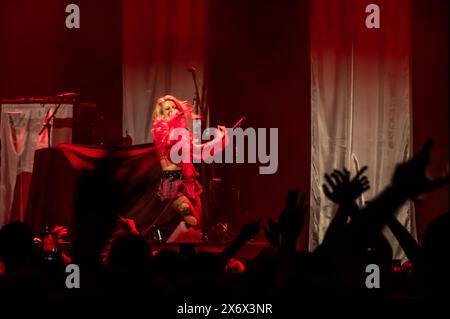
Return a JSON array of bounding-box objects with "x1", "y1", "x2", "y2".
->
[
  {"x1": 0, "y1": 103, "x2": 73, "y2": 226},
  {"x1": 122, "y1": 0, "x2": 208, "y2": 145},
  {"x1": 310, "y1": 0, "x2": 415, "y2": 259},
  {"x1": 24, "y1": 143, "x2": 181, "y2": 241}
]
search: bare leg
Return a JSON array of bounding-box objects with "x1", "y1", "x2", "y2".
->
[
  {"x1": 167, "y1": 195, "x2": 203, "y2": 242},
  {"x1": 172, "y1": 195, "x2": 200, "y2": 227}
]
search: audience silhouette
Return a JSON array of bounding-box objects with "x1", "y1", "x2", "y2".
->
[{"x1": 0, "y1": 140, "x2": 448, "y2": 304}]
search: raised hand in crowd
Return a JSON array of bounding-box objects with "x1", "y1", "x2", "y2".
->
[
  {"x1": 264, "y1": 217, "x2": 281, "y2": 248},
  {"x1": 330, "y1": 140, "x2": 449, "y2": 272},
  {"x1": 51, "y1": 226, "x2": 68, "y2": 244},
  {"x1": 391, "y1": 140, "x2": 449, "y2": 199},
  {"x1": 50, "y1": 225, "x2": 71, "y2": 264},
  {"x1": 236, "y1": 220, "x2": 262, "y2": 243},
  {"x1": 357, "y1": 140, "x2": 450, "y2": 232},
  {"x1": 218, "y1": 220, "x2": 261, "y2": 264},
  {"x1": 319, "y1": 166, "x2": 370, "y2": 251},
  {"x1": 264, "y1": 189, "x2": 308, "y2": 251},
  {"x1": 323, "y1": 166, "x2": 370, "y2": 206},
  {"x1": 278, "y1": 189, "x2": 308, "y2": 251}
]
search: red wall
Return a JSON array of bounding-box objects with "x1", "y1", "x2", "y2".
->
[
  {"x1": 208, "y1": 0, "x2": 311, "y2": 249},
  {"x1": 412, "y1": 0, "x2": 449, "y2": 243},
  {"x1": 0, "y1": 0, "x2": 123, "y2": 145}
]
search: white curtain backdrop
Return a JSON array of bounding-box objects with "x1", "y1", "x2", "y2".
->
[
  {"x1": 0, "y1": 103, "x2": 73, "y2": 226},
  {"x1": 122, "y1": 0, "x2": 208, "y2": 145},
  {"x1": 310, "y1": 0, "x2": 415, "y2": 260}
]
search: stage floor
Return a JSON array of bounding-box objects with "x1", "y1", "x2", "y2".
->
[
  {"x1": 150, "y1": 241, "x2": 270, "y2": 262},
  {"x1": 60, "y1": 240, "x2": 270, "y2": 263}
]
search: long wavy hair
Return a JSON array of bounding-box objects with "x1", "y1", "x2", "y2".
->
[{"x1": 152, "y1": 95, "x2": 201, "y2": 122}]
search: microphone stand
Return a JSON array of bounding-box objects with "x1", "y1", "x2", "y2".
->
[
  {"x1": 188, "y1": 67, "x2": 201, "y2": 115},
  {"x1": 188, "y1": 67, "x2": 211, "y2": 240},
  {"x1": 38, "y1": 102, "x2": 62, "y2": 234},
  {"x1": 39, "y1": 103, "x2": 62, "y2": 149}
]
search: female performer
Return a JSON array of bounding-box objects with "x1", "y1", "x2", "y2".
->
[{"x1": 151, "y1": 95, "x2": 228, "y2": 241}]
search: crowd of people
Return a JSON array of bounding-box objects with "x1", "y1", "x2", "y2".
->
[{"x1": 0, "y1": 139, "x2": 448, "y2": 309}]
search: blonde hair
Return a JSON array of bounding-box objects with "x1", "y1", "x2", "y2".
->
[{"x1": 152, "y1": 95, "x2": 201, "y2": 121}]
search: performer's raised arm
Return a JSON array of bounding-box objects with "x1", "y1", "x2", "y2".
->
[{"x1": 191, "y1": 125, "x2": 229, "y2": 161}]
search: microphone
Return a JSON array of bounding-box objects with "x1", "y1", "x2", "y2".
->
[{"x1": 187, "y1": 66, "x2": 196, "y2": 73}]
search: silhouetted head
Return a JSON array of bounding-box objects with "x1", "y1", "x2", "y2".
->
[
  {"x1": 417, "y1": 212, "x2": 449, "y2": 297},
  {"x1": 152, "y1": 249, "x2": 184, "y2": 278},
  {"x1": 0, "y1": 222, "x2": 34, "y2": 272},
  {"x1": 189, "y1": 251, "x2": 223, "y2": 275},
  {"x1": 107, "y1": 234, "x2": 152, "y2": 272}
]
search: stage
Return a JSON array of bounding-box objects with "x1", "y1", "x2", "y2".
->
[{"x1": 0, "y1": 0, "x2": 448, "y2": 305}]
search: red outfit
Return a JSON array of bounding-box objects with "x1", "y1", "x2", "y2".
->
[{"x1": 152, "y1": 117, "x2": 203, "y2": 200}]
